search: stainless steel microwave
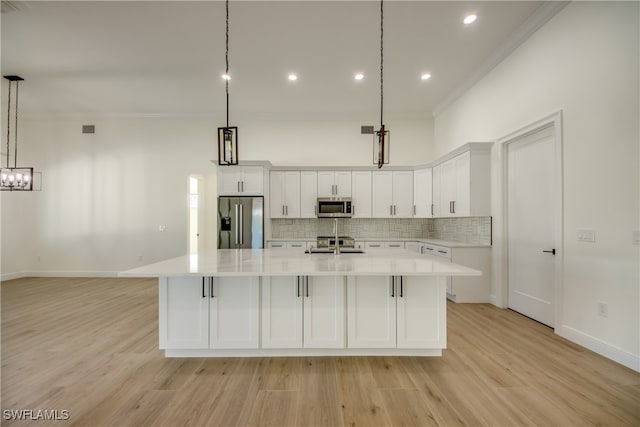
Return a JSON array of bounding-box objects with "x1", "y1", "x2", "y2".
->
[{"x1": 317, "y1": 197, "x2": 353, "y2": 218}]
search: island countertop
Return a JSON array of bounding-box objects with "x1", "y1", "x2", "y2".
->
[{"x1": 119, "y1": 248, "x2": 481, "y2": 277}]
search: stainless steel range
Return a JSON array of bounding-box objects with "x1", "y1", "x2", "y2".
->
[{"x1": 316, "y1": 235, "x2": 355, "y2": 249}]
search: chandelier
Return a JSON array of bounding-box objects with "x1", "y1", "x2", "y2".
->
[
  {"x1": 217, "y1": 0, "x2": 238, "y2": 166},
  {"x1": 1, "y1": 75, "x2": 33, "y2": 191},
  {"x1": 373, "y1": 0, "x2": 389, "y2": 168}
]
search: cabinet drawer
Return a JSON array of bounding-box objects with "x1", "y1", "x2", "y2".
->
[{"x1": 384, "y1": 242, "x2": 405, "y2": 249}]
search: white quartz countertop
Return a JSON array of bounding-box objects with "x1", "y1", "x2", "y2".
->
[
  {"x1": 119, "y1": 249, "x2": 481, "y2": 278},
  {"x1": 267, "y1": 238, "x2": 490, "y2": 248}
]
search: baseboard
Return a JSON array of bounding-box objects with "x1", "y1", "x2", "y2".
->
[
  {"x1": 1, "y1": 271, "x2": 121, "y2": 281},
  {"x1": 557, "y1": 325, "x2": 639, "y2": 372}
]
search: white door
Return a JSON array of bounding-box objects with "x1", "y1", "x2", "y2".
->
[
  {"x1": 347, "y1": 276, "x2": 396, "y2": 348},
  {"x1": 372, "y1": 171, "x2": 393, "y2": 218},
  {"x1": 303, "y1": 276, "x2": 346, "y2": 348},
  {"x1": 507, "y1": 126, "x2": 556, "y2": 327},
  {"x1": 392, "y1": 171, "x2": 414, "y2": 218},
  {"x1": 300, "y1": 171, "x2": 318, "y2": 218},
  {"x1": 397, "y1": 276, "x2": 446, "y2": 349},
  {"x1": 262, "y1": 276, "x2": 303, "y2": 348},
  {"x1": 159, "y1": 276, "x2": 209, "y2": 349},
  {"x1": 351, "y1": 171, "x2": 372, "y2": 218},
  {"x1": 210, "y1": 277, "x2": 260, "y2": 348}
]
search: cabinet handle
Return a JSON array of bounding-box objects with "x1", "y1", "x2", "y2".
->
[
  {"x1": 394, "y1": 205, "x2": 397, "y2": 215},
  {"x1": 452, "y1": 201, "x2": 456, "y2": 214},
  {"x1": 305, "y1": 277, "x2": 309, "y2": 298},
  {"x1": 241, "y1": 181, "x2": 245, "y2": 192},
  {"x1": 391, "y1": 277, "x2": 395, "y2": 297},
  {"x1": 210, "y1": 277, "x2": 214, "y2": 298},
  {"x1": 238, "y1": 181, "x2": 241, "y2": 193},
  {"x1": 449, "y1": 201, "x2": 454, "y2": 213},
  {"x1": 282, "y1": 205, "x2": 285, "y2": 216},
  {"x1": 286, "y1": 205, "x2": 288, "y2": 216},
  {"x1": 390, "y1": 205, "x2": 393, "y2": 215},
  {"x1": 202, "y1": 277, "x2": 206, "y2": 298},
  {"x1": 297, "y1": 276, "x2": 301, "y2": 297},
  {"x1": 542, "y1": 249, "x2": 556, "y2": 255},
  {"x1": 431, "y1": 204, "x2": 434, "y2": 216},
  {"x1": 413, "y1": 205, "x2": 416, "y2": 216},
  {"x1": 400, "y1": 276, "x2": 404, "y2": 298}
]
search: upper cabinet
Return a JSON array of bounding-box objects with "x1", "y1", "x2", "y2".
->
[
  {"x1": 317, "y1": 171, "x2": 351, "y2": 197},
  {"x1": 432, "y1": 143, "x2": 492, "y2": 217},
  {"x1": 351, "y1": 171, "x2": 372, "y2": 218},
  {"x1": 413, "y1": 168, "x2": 433, "y2": 218},
  {"x1": 300, "y1": 171, "x2": 318, "y2": 218},
  {"x1": 372, "y1": 171, "x2": 414, "y2": 218},
  {"x1": 270, "y1": 171, "x2": 301, "y2": 218},
  {"x1": 219, "y1": 165, "x2": 264, "y2": 196}
]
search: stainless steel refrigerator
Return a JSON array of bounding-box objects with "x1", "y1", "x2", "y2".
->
[{"x1": 217, "y1": 196, "x2": 264, "y2": 249}]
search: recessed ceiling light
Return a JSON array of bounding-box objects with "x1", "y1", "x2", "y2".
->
[
  {"x1": 463, "y1": 14, "x2": 477, "y2": 25},
  {"x1": 421, "y1": 73, "x2": 432, "y2": 81},
  {"x1": 288, "y1": 74, "x2": 298, "y2": 81},
  {"x1": 354, "y1": 73, "x2": 364, "y2": 81},
  {"x1": 221, "y1": 74, "x2": 231, "y2": 81}
]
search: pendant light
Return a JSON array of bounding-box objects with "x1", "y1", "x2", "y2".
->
[
  {"x1": 1, "y1": 75, "x2": 33, "y2": 191},
  {"x1": 373, "y1": 0, "x2": 389, "y2": 168},
  {"x1": 218, "y1": 0, "x2": 238, "y2": 166}
]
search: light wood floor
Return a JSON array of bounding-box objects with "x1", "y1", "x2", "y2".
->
[{"x1": 1, "y1": 277, "x2": 638, "y2": 426}]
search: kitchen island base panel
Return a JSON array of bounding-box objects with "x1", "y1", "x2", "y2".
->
[{"x1": 164, "y1": 348, "x2": 442, "y2": 358}]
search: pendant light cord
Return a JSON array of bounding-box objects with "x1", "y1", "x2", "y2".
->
[
  {"x1": 13, "y1": 80, "x2": 19, "y2": 168},
  {"x1": 379, "y1": 0, "x2": 384, "y2": 128},
  {"x1": 225, "y1": 0, "x2": 230, "y2": 129},
  {"x1": 5, "y1": 79, "x2": 11, "y2": 168}
]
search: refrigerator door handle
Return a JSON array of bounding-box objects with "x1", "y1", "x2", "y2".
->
[
  {"x1": 234, "y1": 204, "x2": 239, "y2": 246},
  {"x1": 239, "y1": 203, "x2": 244, "y2": 245}
]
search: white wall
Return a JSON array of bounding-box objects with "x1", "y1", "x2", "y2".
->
[
  {"x1": 0, "y1": 115, "x2": 432, "y2": 277},
  {"x1": 434, "y1": 2, "x2": 639, "y2": 370}
]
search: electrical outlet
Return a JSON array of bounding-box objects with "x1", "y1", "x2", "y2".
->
[
  {"x1": 577, "y1": 229, "x2": 596, "y2": 242},
  {"x1": 597, "y1": 302, "x2": 608, "y2": 317}
]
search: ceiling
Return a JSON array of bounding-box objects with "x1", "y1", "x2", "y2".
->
[{"x1": 1, "y1": 1, "x2": 552, "y2": 120}]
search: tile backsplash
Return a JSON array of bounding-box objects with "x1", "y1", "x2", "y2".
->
[{"x1": 271, "y1": 216, "x2": 492, "y2": 245}]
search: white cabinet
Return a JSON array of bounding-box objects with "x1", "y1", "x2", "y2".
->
[
  {"x1": 262, "y1": 276, "x2": 346, "y2": 349},
  {"x1": 364, "y1": 241, "x2": 384, "y2": 249},
  {"x1": 210, "y1": 277, "x2": 260, "y2": 349},
  {"x1": 270, "y1": 171, "x2": 301, "y2": 218},
  {"x1": 219, "y1": 166, "x2": 264, "y2": 195},
  {"x1": 159, "y1": 277, "x2": 209, "y2": 349},
  {"x1": 413, "y1": 168, "x2": 433, "y2": 218},
  {"x1": 347, "y1": 276, "x2": 445, "y2": 349},
  {"x1": 317, "y1": 171, "x2": 351, "y2": 197},
  {"x1": 372, "y1": 171, "x2": 414, "y2": 218},
  {"x1": 432, "y1": 144, "x2": 491, "y2": 217},
  {"x1": 405, "y1": 241, "x2": 419, "y2": 252},
  {"x1": 347, "y1": 276, "x2": 396, "y2": 348},
  {"x1": 384, "y1": 241, "x2": 405, "y2": 249},
  {"x1": 300, "y1": 171, "x2": 318, "y2": 218},
  {"x1": 267, "y1": 241, "x2": 310, "y2": 249},
  {"x1": 396, "y1": 276, "x2": 446, "y2": 349},
  {"x1": 159, "y1": 276, "x2": 259, "y2": 350},
  {"x1": 351, "y1": 171, "x2": 372, "y2": 218}
]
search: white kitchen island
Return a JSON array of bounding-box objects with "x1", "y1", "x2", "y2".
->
[{"x1": 120, "y1": 249, "x2": 480, "y2": 358}]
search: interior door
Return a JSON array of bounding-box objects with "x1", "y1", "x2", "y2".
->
[{"x1": 507, "y1": 126, "x2": 556, "y2": 327}]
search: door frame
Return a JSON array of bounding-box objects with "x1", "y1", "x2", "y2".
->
[{"x1": 492, "y1": 111, "x2": 564, "y2": 329}]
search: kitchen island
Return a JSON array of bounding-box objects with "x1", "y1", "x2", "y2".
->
[{"x1": 120, "y1": 249, "x2": 480, "y2": 357}]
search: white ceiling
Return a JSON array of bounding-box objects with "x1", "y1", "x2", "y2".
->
[{"x1": 1, "y1": 1, "x2": 553, "y2": 120}]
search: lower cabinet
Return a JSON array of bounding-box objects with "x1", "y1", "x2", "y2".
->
[
  {"x1": 159, "y1": 276, "x2": 259, "y2": 350},
  {"x1": 262, "y1": 276, "x2": 346, "y2": 349},
  {"x1": 347, "y1": 275, "x2": 445, "y2": 349}
]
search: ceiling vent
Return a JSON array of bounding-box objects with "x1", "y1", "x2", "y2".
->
[
  {"x1": 82, "y1": 125, "x2": 95, "y2": 134},
  {"x1": 361, "y1": 125, "x2": 374, "y2": 135}
]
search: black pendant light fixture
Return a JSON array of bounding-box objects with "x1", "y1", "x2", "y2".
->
[
  {"x1": 1, "y1": 75, "x2": 33, "y2": 191},
  {"x1": 374, "y1": 0, "x2": 389, "y2": 168},
  {"x1": 218, "y1": 0, "x2": 238, "y2": 166}
]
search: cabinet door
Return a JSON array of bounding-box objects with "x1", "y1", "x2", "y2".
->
[
  {"x1": 392, "y1": 171, "x2": 414, "y2": 218},
  {"x1": 283, "y1": 171, "x2": 301, "y2": 218},
  {"x1": 396, "y1": 276, "x2": 446, "y2": 349},
  {"x1": 262, "y1": 276, "x2": 303, "y2": 348},
  {"x1": 372, "y1": 171, "x2": 393, "y2": 218},
  {"x1": 413, "y1": 168, "x2": 433, "y2": 218},
  {"x1": 440, "y1": 159, "x2": 457, "y2": 217},
  {"x1": 347, "y1": 276, "x2": 396, "y2": 348},
  {"x1": 432, "y1": 165, "x2": 443, "y2": 217},
  {"x1": 453, "y1": 152, "x2": 470, "y2": 217},
  {"x1": 303, "y1": 276, "x2": 345, "y2": 348},
  {"x1": 317, "y1": 172, "x2": 335, "y2": 197},
  {"x1": 270, "y1": 171, "x2": 286, "y2": 218},
  {"x1": 240, "y1": 166, "x2": 264, "y2": 195},
  {"x1": 159, "y1": 277, "x2": 209, "y2": 349},
  {"x1": 334, "y1": 171, "x2": 352, "y2": 197},
  {"x1": 300, "y1": 171, "x2": 318, "y2": 218},
  {"x1": 351, "y1": 171, "x2": 372, "y2": 218},
  {"x1": 209, "y1": 277, "x2": 260, "y2": 349},
  {"x1": 219, "y1": 167, "x2": 244, "y2": 195}
]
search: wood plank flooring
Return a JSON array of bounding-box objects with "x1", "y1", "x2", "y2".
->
[{"x1": 1, "y1": 277, "x2": 638, "y2": 426}]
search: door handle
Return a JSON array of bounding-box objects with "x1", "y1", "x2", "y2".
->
[
  {"x1": 542, "y1": 249, "x2": 556, "y2": 255},
  {"x1": 399, "y1": 276, "x2": 404, "y2": 298}
]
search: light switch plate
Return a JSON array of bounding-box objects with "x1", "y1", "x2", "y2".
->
[{"x1": 577, "y1": 229, "x2": 596, "y2": 242}]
